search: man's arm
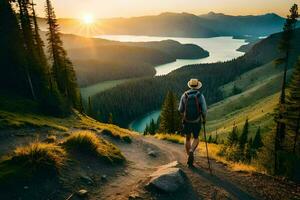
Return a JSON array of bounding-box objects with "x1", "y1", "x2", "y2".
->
[
  {"x1": 199, "y1": 94, "x2": 207, "y2": 121},
  {"x1": 178, "y1": 94, "x2": 185, "y2": 114}
]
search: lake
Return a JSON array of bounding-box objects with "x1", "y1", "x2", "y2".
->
[
  {"x1": 95, "y1": 35, "x2": 247, "y2": 132},
  {"x1": 95, "y1": 35, "x2": 247, "y2": 76}
]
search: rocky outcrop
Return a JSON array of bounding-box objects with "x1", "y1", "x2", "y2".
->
[{"x1": 145, "y1": 161, "x2": 187, "y2": 193}]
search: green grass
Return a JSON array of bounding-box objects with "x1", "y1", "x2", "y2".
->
[
  {"x1": 63, "y1": 131, "x2": 125, "y2": 163},
  {"x1": 209, "y1": 72, "x2": 285, "y2": 121},
  {"x1": 206, "y1": 92, "x2": 279, "y2": 139},
  {"x1": 0, "y1": 142, "x2": 66, "y2": 185},
  {"x1": 220, "y1": 61, "x2": 283, "y2": 98},
  {"x1": 205, "y1": 61, "x2": 293, "y2": 140}
]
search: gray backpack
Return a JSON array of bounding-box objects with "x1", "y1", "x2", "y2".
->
[{"x1": 183, "y1": 91, "x2": 202, "y2": 123}]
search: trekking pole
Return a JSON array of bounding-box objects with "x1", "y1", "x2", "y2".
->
[{"x1": 203, "y1": 122, "x2": 213, "y2": 175}]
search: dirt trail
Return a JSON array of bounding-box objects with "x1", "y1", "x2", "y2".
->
[{"x1": 92, "y1": 135, "x2": 256, "y2": 200}]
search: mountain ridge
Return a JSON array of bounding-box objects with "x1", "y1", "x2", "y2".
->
[{"x1": 37, "y1": 12, "x2": 288, "y2": 38}]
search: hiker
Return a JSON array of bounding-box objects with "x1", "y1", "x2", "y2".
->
[{"x1": 178, "y1": 78, "x2": 207, "y2": 167}]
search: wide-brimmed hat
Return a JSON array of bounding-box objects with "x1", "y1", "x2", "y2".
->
[{"x1": 187, "y1": 79, "x2": 202, "y2": 89}]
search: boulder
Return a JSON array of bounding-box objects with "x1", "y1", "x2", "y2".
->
[
  {"x1": 148, "y1": 150, "x2": 157, "y2": 157},
  {"x1": 146, "y1": 161, "x2": 187, "y2": 193}
]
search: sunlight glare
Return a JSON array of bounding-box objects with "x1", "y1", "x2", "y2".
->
[{"x1": 83, "y1": 14, "x2": 94, "y2": 25}]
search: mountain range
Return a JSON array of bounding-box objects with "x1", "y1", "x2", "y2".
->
[{"x1": 38, "y1": 12, "x2": 289, "y2": 38}]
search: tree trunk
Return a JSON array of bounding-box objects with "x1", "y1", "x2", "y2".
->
[{"x1": 293, "y1": 110, "x2": 300, "y2": 153}]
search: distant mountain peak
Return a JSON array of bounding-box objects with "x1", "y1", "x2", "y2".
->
[{"x1": 207, "y1": 11, "x2": 225, "y2": 16}]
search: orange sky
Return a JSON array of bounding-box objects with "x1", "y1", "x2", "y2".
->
[{"x1": 34, "y1": 0, "x2": 300, "y2": 19}]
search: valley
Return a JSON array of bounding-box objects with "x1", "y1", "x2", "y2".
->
[{"x1": 1, "y1": 1, "x2": 300, "y2": 199}]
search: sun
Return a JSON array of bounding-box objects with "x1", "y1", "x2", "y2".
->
[{"x1": 82, "y1": 14, "x2": 94, "y2": 25}]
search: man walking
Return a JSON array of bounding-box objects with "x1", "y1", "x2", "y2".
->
[{"x1": 178, "y1": 79, "x2": 207, "y2": 167}]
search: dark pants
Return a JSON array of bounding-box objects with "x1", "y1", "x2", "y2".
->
[{"x1": 182, "y1": 122, "x2": 201, "y2": 139}]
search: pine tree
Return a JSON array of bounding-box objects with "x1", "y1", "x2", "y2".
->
[
  {"x1": 227, "y1": 124, "x2": 239, "y2": 146},
  {"x1": 159, "y1": 91, "x2": 181, "y2": 133},
  {"x1": 252, "y1": 127, "x2": 263, "y2": 150},
  {"x1": 45, "y1": 0, "x2": 80, "y2": 108},
  {"x1": 274, "y1": 4, "x2": 299, "y2": 173},
  {"x1": 284, "y1": 58, "x2": 300, "y2": 154},
  {"x1": 0, "y1": 0, "x2": 29, "y2": 95},
  {"x1": 244, "y1": 138, "x2": 253, "y2": 163},
  {"x1": 17, "y1": 0, "x2": 41, "y2": 99},
  {"x1": 239, "y1": 118, "x2": 249, "y2": 150},
  {"x1": 149, "y1": 119, "x2": 156, "y2": 135},
  {"x1": 144, "y1": 124, "x2": 149, "y2": 135},
  {"x1": 30, "y1": 0, "x2": 52, "y2": 89}
]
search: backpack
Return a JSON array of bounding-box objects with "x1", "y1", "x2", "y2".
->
[{"x1": 183, "y1": 91, "x2": 202, "y2": 123}]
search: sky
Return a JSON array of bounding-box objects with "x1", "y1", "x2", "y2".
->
[{"x1": 34, "y1": 0, "x2": 300, "y2": 19}]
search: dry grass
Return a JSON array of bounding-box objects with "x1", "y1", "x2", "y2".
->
[
  {"x1": 0, "y1": 142, "x2": 66, "y2": 185},
  {"x1": 76, "y1": 112, "x2": 134, "y2": 142},
  {"x1": 154, "y1": 134, "x2": 257, "y2": 173},
  {"x1": 154, "y1": 133, "x2": 185, "y2": 144},
  {"x1": 197, "y1": 142, "x2": 256, "y2": 172},
  {"x1": 63, "y1": 131, "x2": 125, "y2": 163}
]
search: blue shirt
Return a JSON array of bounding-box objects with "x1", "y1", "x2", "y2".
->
[{"x1": 178, "y1": 89, "x2": 207, "y2": 119}]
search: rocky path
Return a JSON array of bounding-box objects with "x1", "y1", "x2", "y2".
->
[{"x1": 93, "y1": 135, "x2": 300, "y2": 200}]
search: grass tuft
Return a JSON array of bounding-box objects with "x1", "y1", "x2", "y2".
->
[
  {"x1": 63, "y1": 131, "x2": 125, "y2": 163},
  {"x1": 101, "y1": 129, "x2": 132, "y2": 143},
  {"x1": 154, "y1": 133, "x2": 185, "y2": 144},
  {"x1": 0, "y1": 142, "x2": 66, "y2": 185}
]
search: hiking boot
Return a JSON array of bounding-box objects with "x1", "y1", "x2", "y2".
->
[{"x1": 187, "y1": 151, "x2": 194, "y2": 167}]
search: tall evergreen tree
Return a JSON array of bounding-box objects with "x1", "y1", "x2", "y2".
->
[
  {"x1": 239, "y1": 118, "x2": 249, "y2": 150},
  {"x1": 30, "y1": 0, "x2": 52, "y2": 88},
  {"x1": 274, "y1": 4, "x2": 299, "y2": 174},
  {"x1": 17, "y1": 0, "x2": 51, "y2": 99},
  {"x1": 0, "y1": 0, "x2": 29, "y2": 95},
  {"x1": 45, "y1": 0, "x2": 80, "y2": 108},
  {"x1": 149, "y1": 119, "x2": 156, "y2": 135},
  {"x1": 284, "y1": 58, "x2": 300, "y2": 154},
  {"x1": 252, "y1": 127, "x2": 263, "y2": 150},
  {"x1": 159, "y1": 91, "x2": 181, "y2": 133},
  {"x1": 227, "y1": 123, "x2": 239, "y2": 146}
]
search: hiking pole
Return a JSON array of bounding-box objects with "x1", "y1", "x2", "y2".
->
[{"x1": 203, "y1": 122, "x2": 213, "y2": 175}]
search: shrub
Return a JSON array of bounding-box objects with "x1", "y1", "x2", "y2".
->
[
  {"x1": 63, "y1": 131, "x2": 124, "y2": 163},
  {"x1": 0, "y1": 142, "x2": 66, "y2": 184}
]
